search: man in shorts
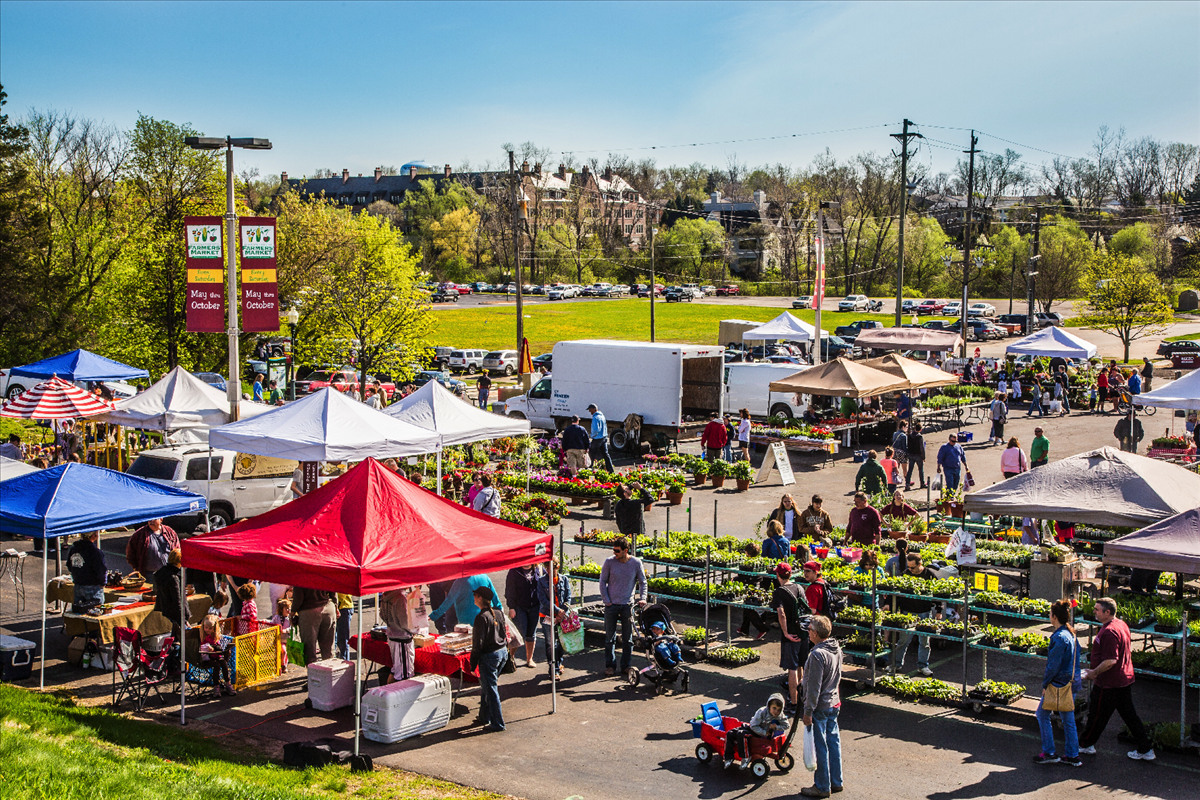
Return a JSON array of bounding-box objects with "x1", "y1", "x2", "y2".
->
[{"x1": 771, "y1": 562, "x2": 812, "y2": 715}]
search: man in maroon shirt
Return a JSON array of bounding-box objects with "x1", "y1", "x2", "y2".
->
[
  {"x1": 700, "y1": 411, "x2": 728, "y2": 462},
  {"x1": 1077, "y1": 596, "x2": 1154, "y2": 759},
  {"x1": 844, "y1": 492, "x2": 881, "y2": 546}
]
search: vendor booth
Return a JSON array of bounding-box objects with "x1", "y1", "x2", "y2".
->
[
  {"x1": 739, "y1": 311, "x2": 818, "y2": 343},
  {"x1": 768, "y1": 357, "x2": 908, "y2": 398},
  {"x1": 1132, "y1": 368, "x2": 1200, "y2": 411},
  {"x1": 860, "y1": 353, "x2": 960, "y2": 390},
  {"x1": 95, "y1": 366, "x2": 270, "y2": 430},
  {"x1": 1004, "y1": 326, "x2": 1098, "y2": 360},
  {"x1": 9, "y1": 348, "x2": 149, "y2": 383},
  {"x1": 853, "y1": 327, "x2": 963, "y2": 353}
]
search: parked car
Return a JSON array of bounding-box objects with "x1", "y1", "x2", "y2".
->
[
  {"x1": 431, "y1": 346, "x2": 456, "y2": 368},
  {"x1": 411, "y1": 370, "x2": 467, "y2": 395},
  {"x1": 971, "y1": 320, "x2": 1005, "y2": 340},
  {"x1": 682, "y1": 283, "x2": 704, "y2": 298},
  {"x1": 194, "y1": 372, "x2": 228, "y2": 393},
  {"x1": 664, "y1": 286, "x2": 693, "y2": 303},
  {"x1": 792, "y1": 296, "x2": 814, "y2": 309},
  {"x1": 915, "y1": 299, "x2": 946, "y2": 315},
  {"x1": 943, "y1": 301, "x2": 963, "y2": 317},
  {"x1": 821, "y1": 335, "x2": 857, "y2": 360},
  {"x1": 531, "y1": 353, "x2": 553, "y2": 371},
  {"x1": 838, "y1": 294, "x2": 869, "y2": 312},
  {"x1": 430, "y1": 286, "x2": 459, "y2": 303},
  {"x1": 302, "y1": 369, "x2": 397, "y2": 399},
  {"x1": 900, "y1": 299, "x2": 919, "y2": 314},
  {"x1": 637, "y1": 284, "x2": 664, "y2": 298},
  {"x1": 483, "y1": 350, "x2": 519, "y2": 376},
  {"x1": 447, "y1": 349, "x2": 489, "y2": 374},
  {"x1": 716, "y1": 284, "x2": 740, "y2": 296},
  {"x1": 547, "y1": 286, "x2": 568, "y2": 301},
  {"x1": 469, "y1": 282, "x2": 492, "y2": 293},
  {"x1": 967, "y1": 302, "x2": 996, "y2": 317},
  {"x1": 454, "y1": 283, "x2": 472, "y2": 295},
  {"x1": 995, "y1": 314, "x2": 1029, "y2": 336},
  {"x1": 1156, "y1": 338, "x2": 1200, "y2": 358},
  {"x1": 701, "y1": 285, "x2": 717, "y2": 296},
  {"x1": 1034, "y1": 311, "x2": 1065, "y2": 328},
  {"x1": 834, "y1": 320, "x2": 884, "y2": 343}
]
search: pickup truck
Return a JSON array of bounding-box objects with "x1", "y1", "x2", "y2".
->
[
  {"x1": 297, "y1": 368, "x2": 397, "y2": 399},
  {"x1": 430, "y1": 287, "x2": 459, "y2": 303},
  {"x1": 915, "y1": 299, "x2": 946, "y2": 315},
  {"x1": 716, "y1": 285, "x2": 740, "y2": 296},
  {"x1": 834, "y1": 320, "x2": 884, "y2": 342}
]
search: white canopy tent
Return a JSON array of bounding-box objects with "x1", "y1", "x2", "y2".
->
[
  {"x1": 208, "y1": 387, "x2": 441, "y2": 461},
  {"x1": 740, "y1": 311, "x2": 822, "y2": 342},
  {"x1": 0, "y1": 456, "x2": 40, "y2": 481},
  {"x1": 1131, "y1": 369, "x2": 1200, "y2": 411},
  {"x1": 383, "y1": 380, "x2": 531, "y2": 494},
  {"x1": 93, "y1": 366, "x2": 270, "y2": 430},
  {"x1": 1004, "y1": 326, "x2": 1098, "y2": 360}
]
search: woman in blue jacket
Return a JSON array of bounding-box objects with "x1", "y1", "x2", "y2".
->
[
  {"x1": 1034, "y1": 599, "x2": 1082, "y2": 765},
  {"x1": 536, "y1": 558, "x2": 572, "y2": 678}
]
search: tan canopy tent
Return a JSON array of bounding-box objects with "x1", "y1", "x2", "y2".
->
[
  {"x1": 1103, "y1": 507, "x2": 1200, "y2": 574},
  {"x1": 853, "y1": 327, "x2": 963, "y2": 352},
  {"x1": 964, "y1": 447, "x2": 1200, "y2": 528},
  {"x1": 861, "y1": 353, "x2": 960, "y2": 390},
  {"x1": 768, "y1": 357, "x2": 909, "y2": 398}
]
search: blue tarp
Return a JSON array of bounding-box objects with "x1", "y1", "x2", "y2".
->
[
  {"x1": 0, "y1": 462, "x2": 205, "y2": 539},
  {"x1": 10, "y1": 349, "x2": 149, "y2": 381}
]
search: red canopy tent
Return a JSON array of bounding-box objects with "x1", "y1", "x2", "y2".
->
[
  {"x1": 181, "y1": 458, "x2": 552, "y2": 593},
  {"x1": 179, "y1": 458, "x2": 555, "y2": 749}
]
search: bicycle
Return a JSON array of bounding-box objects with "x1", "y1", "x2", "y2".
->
[{"x1": 1115, "y1": 387, "x2": 1156, "y2": 416}]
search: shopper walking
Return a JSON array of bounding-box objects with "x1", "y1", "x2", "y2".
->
[
  {"x1": 768, "y1": 494, "x2": 804, "y2": 542},
  {"x1": 469, "y1": 586, "x2": 509, "y2": 732},
  {"x1": 476, "y1": 372, "x2": 492, "y2": 410},
  {"x1": 505, "y1": 564, "x2": 542, "y2": 668},
  {"x1": 988, "y1": 392, "x2": 1009, "y2": 445},
  {"x1": 1000, "y1": 437, "x2": 1030, "y2": 479},
  {"x1": 1141, "y1": 356, "x2": 1154, "y2": 392},
  {"x1": 1114, "y1": 412, "x2": 1144, "y2": 453},
  {"x1": 801, "y1": 615, "x2": 844, "y2": 798},
  {"x1": 854, "y1": 450, "x2": 887, "y2": 495},
  {"x1": 1027, "y1": 379, "x2": 1045, "y2": 417},
  {"x1": 845, "y1": 492, "x2": 882, "y2": 547},
  {"x1": 471, "y1": 473, "x2": 502, "y2": 517},
  {"x1": 936, "y1": 433, "x2": 968, "y2": 491},
  {"x1": 736, "y1": 408, "x2": 752, "y2": 461},
  {"x1": 561, "y1": 415, "x2": 590, "y2": 475},
  {"x1": 891, "y1": 420, "x2": 909, "y2": 483},
  {"x1": 905, "y1": 421, "x2": 926, "y2": 489},
  {"x1": 599, "y1": 536, "x2": 647, "y2": 677},
  {"x1": 771, "y1": 562, "x2": 810, "y2": 715},
  {"x1": 701, "y1": 411, "x2": 728, "y2": 462},
  {"x1": 1030, "y1": 427, "x2": 1050, "y2": 468},
  {"x1": 587, "y1": 403, "x2": 615, "y2": 472},
  {"x1": 1055, "y1": 365, "x2": 1071, "y2": 415},
  {"x1": 1078, "y1": 597, "x2": 1155, "y2": 759},
  {"x1": 1034, "y1": 599, "x2": 1082, "y2": 765},
  {"x1": 536, "y1": 557, "x2": 571, "y2": 678}
]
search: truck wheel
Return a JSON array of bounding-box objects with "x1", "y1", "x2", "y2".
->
[
  {"x1": 610, "y1": 429, "x2": 631, "y2": 451},
  {"x1": 769, "y1": 404, "x2": 793, "y2": 420},
  {"x1": 504, "y1": 365, "x2": 514, "y2": 376},
  {"x1": 507, "y1": 412, "x2": 526, "y2": 420},
  {"x1": 207, "y1": 504, "x2": 234, "y2": 531}
]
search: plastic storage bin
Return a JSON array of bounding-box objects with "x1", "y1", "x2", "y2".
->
[
  {"x1": 306, "y1": 659, "x2": 356, "y2": 711},
  {"x1": 361, "y1": 674, "x2": 452, "y2": 744},
  {"x1": 0, "y1": 635, "x2": 36, "y2": 681}
]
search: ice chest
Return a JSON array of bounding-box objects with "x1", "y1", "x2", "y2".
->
[
  {"x1": 1, "y1": 635, "x2": 36, "y2": 681},
  {"x1": 361, "y1": 674, "x2": 451, "y2": 744},
  {"x1": 307, "y1": 659, "x2": 356, "y2": 711}
]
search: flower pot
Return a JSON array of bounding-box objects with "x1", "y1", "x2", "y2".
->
[
  {"x1": 710, "y1": 476, "x2": 726, "y2": 489},
  {"x1": 887, "y1": 529, "x2": 906, "y2": 540},
  {"x1": 643, "y1": 502, "x2": 654, "y2": 512},
  {"x1": 948, "y1": 502, "x2": 966, "y2": 518},
  {"x1": 735, "y1": 479, "x2": 751, "y2": 492},
  {"x1": 693, "y1": 473, "x2": 706, "y2": 486},
  {"x1": 937, "y1": 502, "x2": 950, "y2": 515},
  {"x1": 666, "y1": 491, "x2": 684, "y2": 506},
  {"x1": 907, "y1": 533, "x2": 929, "y2": 543},
  {"x1": 929, "y1": 533, "x2": 952, "y2": 545}
]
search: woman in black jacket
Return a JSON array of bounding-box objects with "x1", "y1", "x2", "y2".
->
[
  {"x1": 767, "y1": 494, "x2": 804, "y2": 541},
  {"x1": 153, "y1": 548, "x2": 189, "y2": 638},
  {"x1": 67, "y1": 530, "x2": 107, "y2": 612}
]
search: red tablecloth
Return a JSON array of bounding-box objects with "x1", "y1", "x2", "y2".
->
[{"x1": 349, "y1": 634, "x2": 478, "y2": 681}]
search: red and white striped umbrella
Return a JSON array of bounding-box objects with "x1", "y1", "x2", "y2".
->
[{"x1": 0, "y1": 376, "x2": 114, "y2": 419}]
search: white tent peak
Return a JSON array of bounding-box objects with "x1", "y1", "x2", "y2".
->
[
  {"x1": 1133, "y1": 369, "x2": 1200, "y2": 411},
  {"x1": 95, "y1": 366, "x2": 269, "y2": 430},
  {"x1": 741, "y1": 312, "x2": 823, "y2": 342},
  {"x1": 1005, "y1": 326, "x2": 1098, "y2": 359},
  {"x1": 383, "y1": 379, "x2": 531, "y2": 446}
]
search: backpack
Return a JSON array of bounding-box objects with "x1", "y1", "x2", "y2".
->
[
  {"x1": 817, "y1": 581, "x2": 847, "y2": 622},
  {"x1": 476, "y1": 487, "x2": 501, "y2": 517}
]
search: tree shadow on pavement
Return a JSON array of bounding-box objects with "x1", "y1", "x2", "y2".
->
[{"x1": 654, "y1": 753, "x2": 783, "y2": 800}]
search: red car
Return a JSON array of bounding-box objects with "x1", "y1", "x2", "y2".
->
[
  {"x1": 301, "y1": 369, "x2": 397, "y2": 399},
  {"x1": 916, "y1": 299, "x2": 947, "y2": 315},
  {"x1": 453, "y1": 283, "x2": 472, "y2": 295},
  {"x1": 716, "y1": 285, "x2": 740, "y2": 296}
]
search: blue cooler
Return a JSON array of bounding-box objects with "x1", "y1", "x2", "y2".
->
[
  {"x1": 0, "y1": 635, "x2": 35, "y2": 681},
  {"x1": 958, "y1": 432, "x2": 973, "y2": 442},
  {"x1": 853, "y1": 450, "x2": 869, "y2": 463}
]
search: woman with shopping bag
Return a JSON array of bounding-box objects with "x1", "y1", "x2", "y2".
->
[
  {"x1": 536, "y1": 557, "x2": 572, "y2": 679},
  {"x1": 1033, "y1": 599, "x2": 1082, "y2": 765}
]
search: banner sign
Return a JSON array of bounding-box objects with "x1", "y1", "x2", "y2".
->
[
  {"x1": 814, "y1": 235, "x2": 826, "y2": 308},
  {"x1": 185, "y1": 215, "x2": 225, "y2": 332},
  {"x1": 238, "y1": 216, "x2": 280, "y2": 332}
]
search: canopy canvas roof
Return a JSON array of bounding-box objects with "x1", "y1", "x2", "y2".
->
[
  {"x1": 181, "y1": 458, "x2": 552, "y2": 595},
  {"x1": 964, "y1": 446, "x2": 1200, "y2": 527},
  {"x1": 741, "y1": 312, "x2": 818, "y2": 342},
  {"x1": 767, "y1": 357, "x2": 909, "y2": 398},
  {"x1": 1005, "y1": 326, "x2": 1098, "y2": 359},
  {"x1": 853, "y1": 327, "x2": 963, "y2": 353},
  {"x1": 860, "y1": 353, "x2": 960, "y2": 390},
  {"x1": 208, "y1": 387, "x2": 441, "y2": 462},
  {"x1": 94, "y1": 367, "x2": 270, "y2": 430},
  {"x1": 10, "y1": 348, "x2": 148, "y2": 382},
  {"x1": 1131, "y1": 368, "x2": 1200, "y2": 411},
  {"x1": 0, "y1": 456, "x2": 40, "y2": 481},
  {"x1": 1103, "y1": 507, "x2": 1200, "y2": 574},
  {"x1": 0, "y1": 376, "x2": 114, "y2": 420},
  {"x1": 383, "y1": 378, "x2": 530, "y2": 446}
]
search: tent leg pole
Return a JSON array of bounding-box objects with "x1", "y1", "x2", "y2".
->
[
  {"x1": 181, "y1": 565, "x2": 187, "y2": 725},
  {"x1": 549, "y1": 556, "x2": 556, "y2": 715},
  {"x1": 355, "y1": 595, "x2": 363, "y2": 756},
  {"x1": 436, "y1": 449, "x2": 442, "y2": 497},
  {"x1": 1182, "y1": 608, "x2": 1188, "y2": 750},
  {"x1": 40, "y1": 550, "x2": 47, "y2": 690},
  {"x1": 526, "y1": 450, "x2": 530, "y2": 494}
]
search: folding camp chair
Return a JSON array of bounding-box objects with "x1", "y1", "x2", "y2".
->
[
  {"x1": 111, "y1": 627, "x2": 146, "y2": 709},
  {"x1": 140, "y1": 635, "x2": 177, "y2": 708}
]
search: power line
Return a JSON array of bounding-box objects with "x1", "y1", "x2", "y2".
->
[{"x1": 559, "y1": 124, "x2": 900, "y2": 155}]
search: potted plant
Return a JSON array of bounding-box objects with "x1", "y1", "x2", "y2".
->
[
  {"x1": 707, "y1": 458, "x2": 730, "y2": 488},
  {"x1": 691, "y1": 458, "x2": 709, "y2": 486},
  {"x1": 883, "y1": 515, "x2": 908, "y2": 540},
  {"x1": 665, "y1": 475, "x2": 686, "y2": 506},
  {"x1": 729, "y1": 460, "x2": 754, "y2": 491},
  {"x1": 1154, "y1": 605, "x2": 1183, "y2": 634}
]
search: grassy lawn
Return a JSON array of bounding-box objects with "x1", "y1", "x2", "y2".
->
[
  {"x1": 429, "y1": 299, "x2": 894, "y2": 354},
  {"x1": 0, "y1": 685, "x2": 510, "y2": 800},
  {"x1": 1165, "y1": 331, "x2": 1200, "y2": 341},
  {"x1": 0, "y1": 416, "x2": 53, "y2": 446}
]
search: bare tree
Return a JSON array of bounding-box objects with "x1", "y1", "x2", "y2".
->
[{"x1": 1115, "y1": 135, "x2": 1162, "y2": 208}]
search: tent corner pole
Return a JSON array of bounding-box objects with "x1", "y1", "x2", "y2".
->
[
  {"x1": 436, "y1": 448, "x2": 443, "y2": 497},
  {"x1": 40, "y1": 545, "x2": 47, "y2": 690},
  {"x1": 180, "y1": 565, "x2": 187, "y2": 725},
  {"x1": 355, "y1": 594, "x2": 363, "y2": 756}
]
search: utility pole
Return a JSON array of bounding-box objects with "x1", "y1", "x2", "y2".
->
[
  {"x1": 815, "y1": 201, "x2": 839, "y2": 365},
  {"x1": 1028, "y1": 204, "x2": 1042, "y2": 334},
  {"x1": 649, "y1": 224, "x2": 657, "y2": 342},
  {"x1": 891, "y1": 119, "x2": 922, "y2": 327},
  {"x1": 961, "y1": 131, "x2": 979, "y2": 357},
  {"x1": 510, "y1": 151, "x2": 525, "y2": 373}
]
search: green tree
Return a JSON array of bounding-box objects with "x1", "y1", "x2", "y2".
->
[
  {"x1": 0, "y1": 85, "x2": 46, "y2": 366},
  {"x1": 399, "y1": 178, "x2": 476, "y2": 277},
  {"x1": 1074, "y1": 253, "x2": 1173, "y2": 362},
  {"x1": 1107, "y1": 222, "x2": 1156, "y2": 262},
  {"x1": 657, "y1": 217, "x2": 725, "y2": 281},
  {"x1": 1034, "y1": 215, "x2": 1091, "y2": 312}
]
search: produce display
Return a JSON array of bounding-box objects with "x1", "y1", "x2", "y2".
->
[
  {"x1": 876, "y1": 675, "x2": 962, "y2": 705},
  {"x1": 706, "y1": 646, "x2": 761, "y2": 667},
  {"x1": 682, "y1": 627, "x2": 708, "y2": 645},
  {"x1": 968, "y1": 679, "x2": 1026, "y2": 704}
]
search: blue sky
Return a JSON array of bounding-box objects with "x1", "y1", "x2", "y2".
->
[{"x1": 2, "y1": 1, "x2": 1197, "y2": 181}]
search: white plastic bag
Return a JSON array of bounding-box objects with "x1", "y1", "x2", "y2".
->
[
  {"x1": 945, "y1": 526, "x2": 977, "y2": 565},
  {"x1": 803, "y1": 724, "x2": 817, "y2": 772}
]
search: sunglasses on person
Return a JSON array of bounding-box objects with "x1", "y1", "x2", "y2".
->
[{"x1": 613, "y1": 546, "x2": 626, "y2": 554}]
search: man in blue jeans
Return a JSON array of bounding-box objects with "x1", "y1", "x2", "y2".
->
[
  {"x1": 599, "y1": 536, "x2": 647, "y2": 677},
  {"x1": 801, "y1": 615, "x2": 843, "y2": 798},
  {"x1": 936, "y1": 432, "x2": 967, "y2": 491},
  {"x1": 468, "y1": 586, "x2": 509, "y2": 733},
  {"x1": 587, "y1": 403, "x2": 615, "y2": 472},
  {"x1": 889, "y1": 553, "x2": 939, "y2": 676}
]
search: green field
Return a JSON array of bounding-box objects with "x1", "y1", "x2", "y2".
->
[
  {"x1": 1166, "y1": 331, "x2": 1200, "y2": 342},
  {"x1": 429, "y1": 299, "x2": 894, "y2": 354},
  {"x1": 0, "y1": 685, "x2": 505, "y2": 800}
]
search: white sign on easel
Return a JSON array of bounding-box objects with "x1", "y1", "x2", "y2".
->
[{"x1": 756, "y1": 441, "x2": 796, "y2": 486}]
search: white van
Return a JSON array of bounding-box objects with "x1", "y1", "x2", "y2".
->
[
  {"x1": 724, "y1": 362, "x2": 809, "y2": 420},
  {"x1": 127, "y1": 445, "x2": 299, "y2": 532}
]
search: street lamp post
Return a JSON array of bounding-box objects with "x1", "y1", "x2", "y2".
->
[
  {"x1": 184, "y1": 135, "x2": 272, "y2": 421},
  {"x1": 815, "y1": 201, "x2": 839, "y2": 366},
  {"x1": 285, "y1": 306, "x2": 299, "y2": 401},
  {"x1": 1026, "y1": 261, "x2": 1040, "y2": 336},
  {"x1": 649, "y1": 226, "x2": 658, "y2": 342}
]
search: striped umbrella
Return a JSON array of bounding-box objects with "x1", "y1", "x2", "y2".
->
[{"x1": 0, "y1": 376, "x2": 114, "y2": 419}]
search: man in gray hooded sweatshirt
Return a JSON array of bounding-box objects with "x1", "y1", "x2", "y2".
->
[{"x1": 801, "y1": 615, "x2": 843, "y2": 798}]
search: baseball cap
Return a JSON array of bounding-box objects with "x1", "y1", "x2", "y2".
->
[
  {"x1": 650, "y1": 621, "x2": 666, "y2": 631},
  {"x1": 587, "y1": 403, "x2": 597, "y2": 411},
  {"x1": 774, "y1": 562, "x2": 792, "y2": 579},
  {"x1": 803, "y1": 560, "x2": 821, "y2": 573}
]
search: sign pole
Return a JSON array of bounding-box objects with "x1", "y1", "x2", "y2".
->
[{"x1": 223, "y1": 144, "x2": 240, "y2": 421}]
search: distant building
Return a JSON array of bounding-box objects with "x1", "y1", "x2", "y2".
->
[{"x1": 702, "y1": 190, "x2": 781, "y2": 276}]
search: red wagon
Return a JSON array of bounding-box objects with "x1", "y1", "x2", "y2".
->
[{"x1": 694, "y1": 704, "x2": 794, "y2": 778}]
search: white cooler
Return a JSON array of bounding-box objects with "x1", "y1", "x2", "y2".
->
[
  {"x1": 361, "y1": 674, "x2": 452, "y2": 744},
  {"x1": 307, "y1": 659, "x2": 356, "y2": 711}
]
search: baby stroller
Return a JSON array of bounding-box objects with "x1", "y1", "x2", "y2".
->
[{"x1": 626, "y1": 603, "x2": 689, "y2": 695}]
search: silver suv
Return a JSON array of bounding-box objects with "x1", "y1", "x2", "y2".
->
[
  {"x1": 483, "y1": 350, "x2": 519, "y2": 376},
  {"x1": 447, "y1": 349, "x2": 488, "y2": 374}
]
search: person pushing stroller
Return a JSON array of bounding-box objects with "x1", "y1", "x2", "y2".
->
[{"x1": 724, "y1": 692, "x2": 790, "y2": 769}]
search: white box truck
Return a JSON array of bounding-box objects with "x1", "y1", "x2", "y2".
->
[
  {"x1": 503, "y1": 340, "x2": 725, "y2": 451},
  {"x1": 724, "y1": 362, "x2": 809, "y2": 420}
]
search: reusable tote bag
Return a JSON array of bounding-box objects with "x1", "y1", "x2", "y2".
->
[
  {"x1": 558, "y1": 607, "x2": 585, "y2": 655},
  {"x1": 1041, "y1": 638, "x2": 1077, "y2": 712}
]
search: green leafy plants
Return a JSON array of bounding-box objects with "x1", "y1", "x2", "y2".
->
[
  {"x1": 881, "y1": 612, "x2": 918, "y2": 630},
  {"x1": 1021, "y1": 598, "x2": 1052, "y2": 617},
  {"x1": 876, "y1": 675, "x2": 962, "y2": 705},
  {"x1": 969, "y1": 679, "x2": 1026, "y2": 704},
  {"x1": 729, "y1": 460, "x2": 755, "y2": 481},
  {"x1": 707, "y1": 646, "x2": 761, "y2": 667},
  {"x1": 569, "y1": 561, "x2": 601, "y2": 579},
  {"x1": 707, "y1": 459, "x2": 731, "y2": 479},
  {"x1": 837, "y1": 605, "x2": 879, "y2": 627},
  {"x1": 1009, "y1": 631, "x2": 1049, "y2": 653},
  {"x1": 683, "y1": 627, "x2": 708, "y2": 645},
  {"x1": 971, "y1": 590, "x2": 1022, "y2": 611},
  {"x1": 1153, "y1": 605, "x2": 1183, "y2": 633},
  {"x1": 978, "y1": 625, "x2": 1013, "y2": 648}
]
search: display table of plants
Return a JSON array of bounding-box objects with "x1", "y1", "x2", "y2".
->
[{"x1": 747, "y1": 420, "x2": 839, "y2": 453}]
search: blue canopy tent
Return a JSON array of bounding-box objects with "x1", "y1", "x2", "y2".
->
[
  {"x1": 0, "y1": 462, "x2": 205, "y2": 688},
  {"x1": 10, "y1": 349, "x2": 149, "y2": 382}
]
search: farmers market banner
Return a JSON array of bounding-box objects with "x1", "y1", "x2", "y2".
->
[
  {"x1": 238, "y1": 216, "x2": 280, "y2": 332},
  {"x1": 184, "y1": 215, "x2": 225, "y2": 333}
]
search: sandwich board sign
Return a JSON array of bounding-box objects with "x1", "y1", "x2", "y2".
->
[{"x1": 756, "y1": 441, "x2": 795, "y2": 486}]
